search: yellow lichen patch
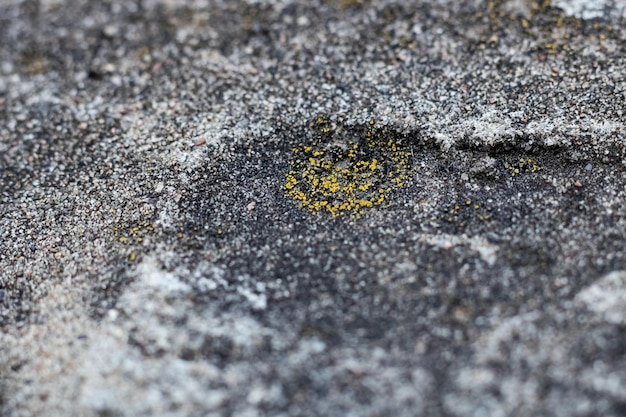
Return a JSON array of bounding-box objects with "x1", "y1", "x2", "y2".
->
[
  {"x1": 113, "y1": 218, "x2": 155, "y2": 247},
  {"x1": 441, "y1": 199, "x2": 493, "y2": 229},
  {"x1": 112, "y1": 217, "x2": 156, "y2": 262},
  {"x1": 284, "y1": 118, "x2": 412, "y2": 217},
  {"x1": 504, "y1": 157, "x2": 543, "y2": 177}
]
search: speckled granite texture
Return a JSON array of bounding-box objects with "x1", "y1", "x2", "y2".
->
[{"x1": 2, "y1": 0, "x2": 626, "y2": 416}]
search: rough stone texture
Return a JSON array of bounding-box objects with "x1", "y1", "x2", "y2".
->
[{"x1": 2, "y1": 0, "x2": 626, "y2": 416}]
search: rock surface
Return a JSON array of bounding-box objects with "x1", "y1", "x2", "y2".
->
[{"x1": 2, "y1": 0, "x2": 626, "y2": 415}]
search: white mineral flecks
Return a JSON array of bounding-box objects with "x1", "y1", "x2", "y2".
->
[
  {"x1": 554, "y1": 0, "x2": 626, "y2": 20},
  {"x1": 575, "y1": 271, "x2": 626, "y2": 324}
]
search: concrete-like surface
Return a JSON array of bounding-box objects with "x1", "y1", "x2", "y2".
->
[{"x1": 2, "y1": 0, "x2": 626, "y2": 415}]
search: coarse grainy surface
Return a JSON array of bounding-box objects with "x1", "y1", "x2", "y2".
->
[{"x1": 2, "y1": 0, "x2": 626, "y2": 416}]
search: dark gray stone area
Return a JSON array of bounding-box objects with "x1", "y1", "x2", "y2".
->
[{"x1": 2, "y1": 0, "x2": 626, "y2": 416}]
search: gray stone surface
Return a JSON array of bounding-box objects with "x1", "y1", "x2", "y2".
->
[{"x1": 2, "y1": 0, "x2": 626, "y2": 415}]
